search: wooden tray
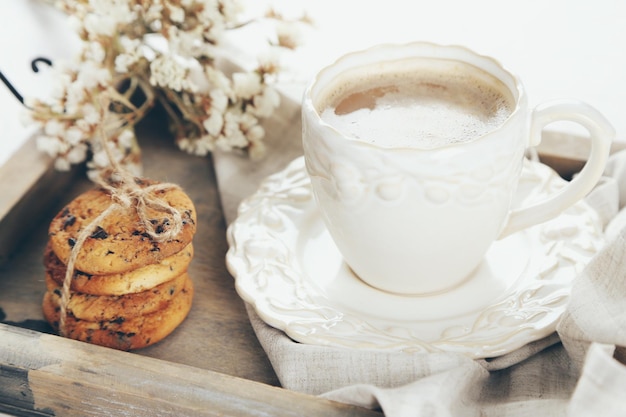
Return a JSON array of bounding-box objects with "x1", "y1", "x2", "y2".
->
[
  {"x1": 1, "y1": 100, "x2": 622, "y2": 415},
  {"x1": 0, "y1": 111, "x2": 381, "y2": 416}
]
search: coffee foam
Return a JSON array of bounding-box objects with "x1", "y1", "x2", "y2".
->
[{"x1": 317, "y1": 58, "x2": 515, "y2": 149}]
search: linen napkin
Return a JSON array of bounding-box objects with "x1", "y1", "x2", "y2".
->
[{"x1": 214, "y1": 93, "x2": 626, "y2": 416}]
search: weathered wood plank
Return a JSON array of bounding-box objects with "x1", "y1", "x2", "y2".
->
[
  {"x1": 0, "y1": 134, "x2": 80, "y2": 265},
  {"x1": 0, "y1": 324, "x2": 381, "y2": 417}
]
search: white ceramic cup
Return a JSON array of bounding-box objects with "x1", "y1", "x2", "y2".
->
[{"x1": 302, "y1": 42, "x2": 614, "y2": 295}]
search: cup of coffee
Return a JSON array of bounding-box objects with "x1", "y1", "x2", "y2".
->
[{"x1": 302, "y1": 42, "x2": 614, "y2": 295}]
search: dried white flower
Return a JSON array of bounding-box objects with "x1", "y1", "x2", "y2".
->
[
  {"x1": 186, "y1": 64, "x2": 210, "y2": 93},
  {"x1": 77, "y1": 61, "x2": 111, "y2": 89},
  {"x1": 150, "y1": 55, "x2": 194, "y2": 92},
  {"x1": 275, "y1": 21, "x2": 303, "y2": 50},
  {"x1": 179, "y1": 135, "x2": 215, "y2": 156},
  {"x1": 198, "y1": 1, "x2": 228, "y2": 41},
  {"x1": 210, "y1": 89, "x2": 229, "y2": 112},
  {"x1": 257, "y1": 49, "x2": 281, "y2": 73},
  {"x1": 54, "y1": 157, "x2": 72, "y2": 171},
  {"x1": 81, "y1": 104, "x2": 101, "y2": 125},
  {"x1": 246, "y1": 124, "x2": 265, "y2": 142},
  {"x1": 67, "y1": 143, "x2": 88, "y2": 164},
  {"x1": 203, "y1": 112, "x2": 224, "y2": 137},
  {"x1": 37, "y1": 136, "x2": 62, "y2": 157},
  {"x1": 168, "y1": 26, "x2": 208, "y2": 59},
  {"x1": 84, "y1": 14, "x2": 118, "y2": 38},
  {"x1": 29, "y1": 0, "x2": 306, "y2": 177},
  {"x1": 91, "y1": 147, "x2": 111, "y2": 168},
  {"x1": 44, "y1": 119, "x2": 64, "y2": 136},
  {"x1": 250, "y1": 87, "x2": 280, "y2": 117},
  {"x1": 145, "y1": 2, "x2": 164, "y2": 22},
  {"x1": 67, "y1": 15, "x2": 83, "y2": 33},
  {"x1": 205, "y1": 67, "x2": 233, "y2": 97},
  {"x1": 64, "y1": 83, "x2": 87, "y2": 115},
  {"x1": 115, "y1": 36, "x2": 143, "y2": 73},
  {"x1": 238, "y1": 111, "x2": 258, "y2": 131},
  {"x1": 89, "y1": 0, "x2": 136, "y2": 26},
  {"x1": 233, "y1": 72, "x2": 263, "y2": 99},
  {"x1": 168, "y1": 5, "x2": 185, "y2": 24},
  {"x1": 48, "y1": 66, "x2": 73, "y2": 103},
  {"x1": 64, "y1": 127, "x2": 84, "y2": 145},
  {"x1": 248, "y1": 136, "x2": 267, "y2": 160},
  {"x1": 220, "y1": 0, "x2": 244, "y2": 22},
  {"x1": 118, "y1": 129, "x2": 135, "y2": 148},
  {"x1": 85, "y1": 41, "x2": 106, "y2": 63}
]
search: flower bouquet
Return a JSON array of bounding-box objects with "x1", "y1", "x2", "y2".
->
[{"x1": 26, "y1": 0, "x2": 306, "y2": 178}]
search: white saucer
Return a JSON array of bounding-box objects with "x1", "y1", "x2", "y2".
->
[{"x1": 226, "y1": 157, "x2": 604, "y2": 358}]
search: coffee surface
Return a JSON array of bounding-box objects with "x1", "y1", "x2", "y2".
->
[{"x1": 318, "y1": 58, "x2": 515, "y2": 148}]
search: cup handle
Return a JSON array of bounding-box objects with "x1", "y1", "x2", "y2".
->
[{"x1": 499, "y1": 99, "x2": 614, "y2": 238}]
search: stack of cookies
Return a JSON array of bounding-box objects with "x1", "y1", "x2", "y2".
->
[{"x1": 42, "y1": 179, "x2": 197, "y2": 351}]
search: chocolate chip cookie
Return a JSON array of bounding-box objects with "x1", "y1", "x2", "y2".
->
[
  {"x1": 42, "y1": 276, "x2": 194, "y2": 350},
  {"x1": 48, "y1": 181, "x2": 197, "y2": 275},
  {"x1": 44, "y1": 241, "x2": 194, "y2": 296}
]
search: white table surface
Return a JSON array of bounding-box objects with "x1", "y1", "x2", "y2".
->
[{"x1": 1, "y1": 0, "x2": 625, "y2": 166}]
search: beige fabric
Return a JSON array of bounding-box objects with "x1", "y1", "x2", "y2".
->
[
  {"x1": 557, "y1": 223, "x2": 626, "y2": 369},
  {"x1": 568, "y1": 344, "x2": 626, "y2": 417},
  {"x1": 214, "y1": 94, "x2": 626, "y2": 416}
]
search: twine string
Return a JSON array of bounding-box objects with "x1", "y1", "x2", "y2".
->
[{"x1": 57, "y1": 127, "x2": 183, "y2": 337}]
